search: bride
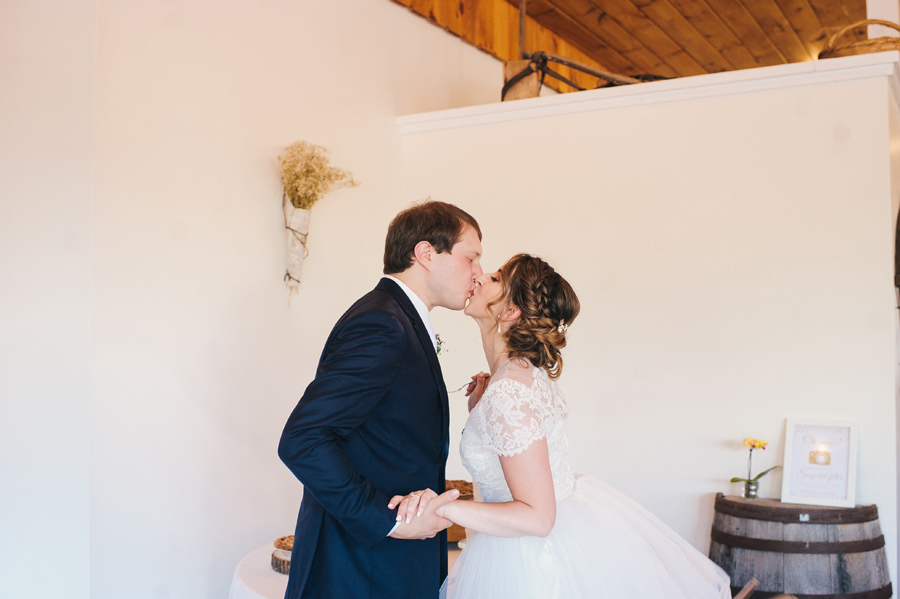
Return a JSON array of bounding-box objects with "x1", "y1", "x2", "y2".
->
[{"x1": 391, "y1": 253, "x2": 731, "y2": 599}]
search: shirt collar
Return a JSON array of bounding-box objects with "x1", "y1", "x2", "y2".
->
[{"x1": 383, "y1": 275, "x2": 437, "y2": 351}]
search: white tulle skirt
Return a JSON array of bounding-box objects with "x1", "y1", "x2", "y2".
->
[{"x1": 441, "y1": 474, "x2": 731, "y2": 599}]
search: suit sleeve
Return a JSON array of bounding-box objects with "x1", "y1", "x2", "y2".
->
[{"x1": 278, "y1": 310, "x2": 404, "y2": 549}]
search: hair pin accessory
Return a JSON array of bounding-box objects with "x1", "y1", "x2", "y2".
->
[{"x1": 557, "y1": 320, "x2": 568, "y2": 334}]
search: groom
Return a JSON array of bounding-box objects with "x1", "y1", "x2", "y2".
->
[{"x1": 278, "y1": 200, "x2": 483, "y2": 599}]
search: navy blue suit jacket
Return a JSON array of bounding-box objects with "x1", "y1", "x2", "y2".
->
[{"x1": 278, "y1": 278, "x2": 450, "y2": 599}]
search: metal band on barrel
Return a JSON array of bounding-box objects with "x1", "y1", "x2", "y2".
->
[{"x1": 711, "y1": 529, "x2": 885, "y2": 554}]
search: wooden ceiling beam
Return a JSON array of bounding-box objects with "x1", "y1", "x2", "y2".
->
[
  {"x1": 841, "y1": 0, "x2": 867, "y2": 24},
  {"x1": 664, "y1": 0, "x2": 762, "y2": 70},
  {"x1": 633, "y1": 0, "x2": 737, "y2": 72},
  {"x1": 736, "y1": 0, "x2": 816, "y2": 62},
  {"x1": 391, "y1": 0, "x2": 626, "y2": 92},
  {"x1": 527, "y1": 0, "x2": 645, "y2": 74},
  {"x1": 542, "y1": 0, "x2": 681, "y2": 76},
  {"x1": 590, "y1": 0, "x2": 708, "y2": 76},
  {"x1": 534, "y1": 0, "x2": 676, "y2": 76},
  {"x1": 777, "y1": 0, "x2": 831, "y2": 57},
  {"x1": 702, "y1": 0, "x2": 789, "y2": 66},
  {"x1": 390, "y1": 0, "x2": 874, "y2": 93},
  {"x1": 807, "y1": 0, "x2": 853, "y2": 37}
]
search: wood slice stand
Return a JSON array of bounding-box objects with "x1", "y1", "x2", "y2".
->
[{"x1": 271, "y1": 535, "x2": 293, "y2": 575}]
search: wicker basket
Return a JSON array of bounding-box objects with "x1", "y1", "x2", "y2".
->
[{"x1": 819, "y1": 19, "x2": 900, "y2": 59}]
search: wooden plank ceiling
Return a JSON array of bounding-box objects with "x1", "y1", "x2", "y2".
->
[{"x1": 391, "y1": 0, "x2": 868, "y2": 93}]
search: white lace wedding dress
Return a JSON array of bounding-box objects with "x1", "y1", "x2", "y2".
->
[{"x1": 440, "y1": 360, "x2": 731, "y2": 599}]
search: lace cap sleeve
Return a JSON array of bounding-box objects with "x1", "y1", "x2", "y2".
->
[{"x1": 479, "y1": 371, "x2": 547, "y2": 457}]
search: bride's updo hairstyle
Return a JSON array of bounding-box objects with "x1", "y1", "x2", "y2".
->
[{"x1": 489, "y1": 254, "x2": 580, "y2": 379}]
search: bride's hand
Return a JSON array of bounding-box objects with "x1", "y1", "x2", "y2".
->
[
  {"x1": 465, "y1": 371, "x2": 490, "y2": 412},
  {"x1": 387, "y1": 488, "x2": 438, "y2": 524}
]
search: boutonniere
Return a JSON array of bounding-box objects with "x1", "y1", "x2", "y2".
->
[{"x1": 435, "y1": 333, "x2": 445, "y2": 356}]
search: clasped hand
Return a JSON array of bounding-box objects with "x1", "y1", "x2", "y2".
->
[{"x1": 387, "y1": 487, "x2": 459, "y2": 540}]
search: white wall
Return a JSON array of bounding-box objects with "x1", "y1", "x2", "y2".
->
[
  {"x1": 868, "y1": 0, "x2": 900, "y2": 39},
  {"x1": 891, "y1": 67, "x2": 900, "y2": 582},
  {"x1": 0, "y1": 1, "x2": 96, "y2": 597},
  {"x1": 6, "y1": 1, "x2": 900, "y2": 596},
  {"x1": 400, "y1": 55, "x2": 900, "y2": 578},
  {"x1": 89, "y1": 2, "x2": 502, "y2": 598},
  {"x1": 2, "y1": 1, "x2": 502, "y2": 598}
]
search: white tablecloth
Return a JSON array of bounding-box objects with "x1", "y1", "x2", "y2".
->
[{"x1": 228, "y1": 544, "x2": 288, "y2": 599}]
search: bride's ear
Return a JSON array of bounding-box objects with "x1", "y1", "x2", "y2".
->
[{"x1": 500, "y1": 305, "x2": 521, "y2": 323}]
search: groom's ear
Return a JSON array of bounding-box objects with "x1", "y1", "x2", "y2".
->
[{"x1": 413, "y1": 240, "x2": 433, "y2": 269}]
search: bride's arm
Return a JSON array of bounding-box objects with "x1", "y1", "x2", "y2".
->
[{"x1": 435, "y1": 440, "x2": 557, "y2": 538}]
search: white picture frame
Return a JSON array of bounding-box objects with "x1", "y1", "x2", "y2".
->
[{"x1": 780, "y1": 418, "x2": 858, "y2": 508}]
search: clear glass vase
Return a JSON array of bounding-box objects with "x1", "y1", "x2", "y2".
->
[{"x1": 743, "y1": 480, "x2": 759, "y2": 500}]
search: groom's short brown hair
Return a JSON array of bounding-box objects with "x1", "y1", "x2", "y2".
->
[{"x1": 383, "y1": 200, "x2": 481, "y2": 275}]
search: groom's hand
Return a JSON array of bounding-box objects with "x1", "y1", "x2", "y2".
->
[{"x1": 388, "y1": 488, "x2": 459, "y2": 540}]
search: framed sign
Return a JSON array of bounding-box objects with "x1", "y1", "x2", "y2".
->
[{"x1": 780, "y1": 418, "x2": 858, "y2": 507}]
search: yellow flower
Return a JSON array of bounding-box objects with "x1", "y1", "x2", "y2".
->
[
  {"x1": 742, "y1": 437, "x2": 767, "y2": 450},
  {"x1": 732, "y1": 437, "x2": 779, "y2": 485}
]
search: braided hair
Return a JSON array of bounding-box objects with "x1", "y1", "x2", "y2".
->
[{"x1": 487, "y1": 254, "x2": 580, "y2": 379}]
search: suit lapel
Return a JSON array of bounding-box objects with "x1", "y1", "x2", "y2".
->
[{"x1": 376, "y1": 279, "x2": 451, "y2": 461}]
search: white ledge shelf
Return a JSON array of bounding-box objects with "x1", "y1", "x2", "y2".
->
[{"x1": 397, "y1": 52, "x2": 900, "y2": 135}]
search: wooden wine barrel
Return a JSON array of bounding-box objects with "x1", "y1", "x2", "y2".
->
[{"x1": 709, "y1": 494, "x2": 892, "y2": 599}]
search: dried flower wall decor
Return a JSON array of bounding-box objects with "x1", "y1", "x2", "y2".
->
[
  {"x1": 279, "y1": 141, "x2": 359, "y2": 210},
  {"x1": 278, "y1": 141, "x2": 359, "y2": 288}
]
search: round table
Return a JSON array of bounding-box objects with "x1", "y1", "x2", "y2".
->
[
  {"x1": 228, "y1": 542, "x2": 463, "y2": 599},
  {"x1": 228, "y1": 544, "x2": 288, "y2": 599}
]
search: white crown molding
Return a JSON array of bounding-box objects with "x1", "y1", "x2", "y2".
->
[{"x1": 397, "y1": 52, "x2": 900, "y2": 135}]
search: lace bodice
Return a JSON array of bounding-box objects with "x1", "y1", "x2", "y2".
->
[{"x1": 459, "y1": 360, "x2": 575, "y2": 504}]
